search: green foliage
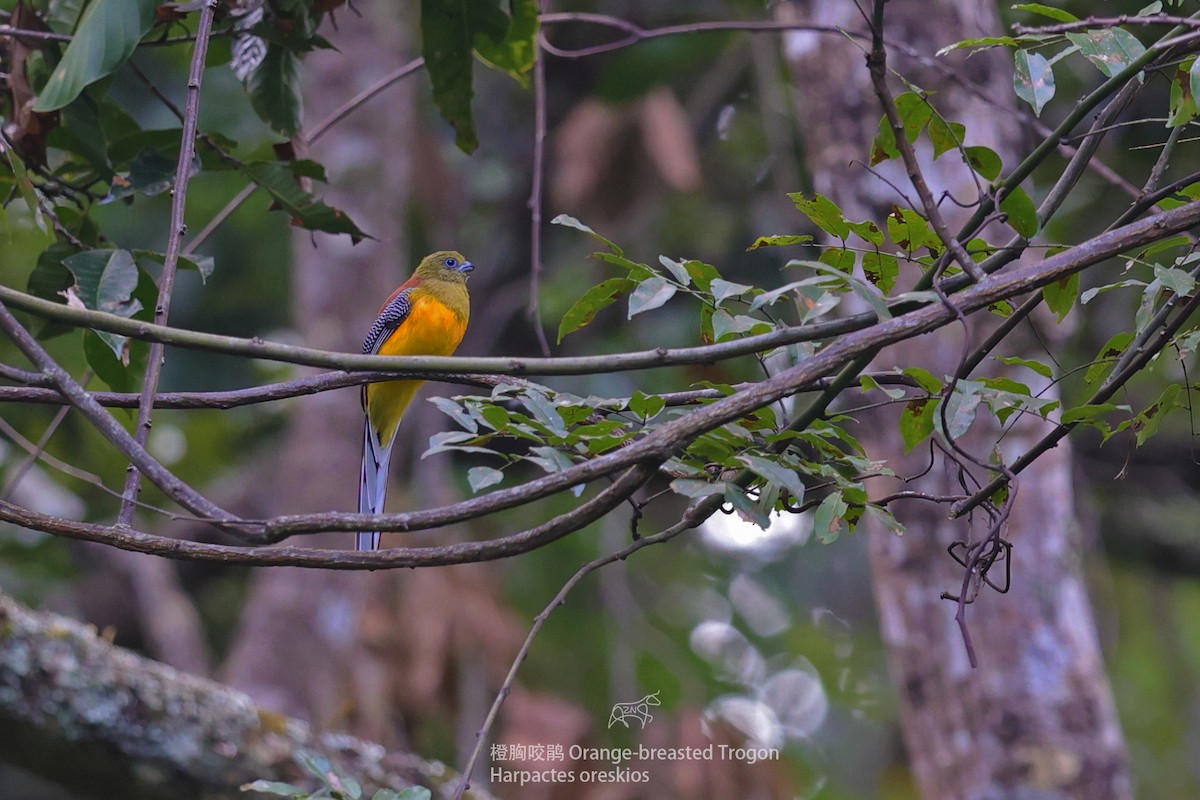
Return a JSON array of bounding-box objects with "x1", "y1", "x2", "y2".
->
[
  {"x1": 421, "y1": 0, "x2": 537, "y2": 153},
  {"x1": 1013, "y1": 50, "x2": 1055, "y2": 117},
  {"x1": 240, "y1": 749, "x2": 430, "y2": 800},
  {"x1": 237, "y1": 162, "x2": 372, "y2": 244},
  {"x1": 33, "y1": 0, "x2": 159, "y2": 112}
]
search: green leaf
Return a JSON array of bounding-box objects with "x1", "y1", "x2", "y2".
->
[
  {"x1": 847, "y1": 220, "x2": 885, "y2": 246},
  {"x1": 393, "y1": 790, "x2": 433, "y2": 800},
  {"x1": 1154, "y1": 264, "x2": 1197, "y2": 297},
  {"x1": 474, "y1": 0, "x2": 539, "y2": 87},
  {"x1": 422, "y1": 0, "x2": 511, "y2": 153},
  {"x1": 246, "y1": 44, "x2": 304, "y2": 137},
  {"x1": 936, "y1": 36, "x2": 1024, "y2": 57},
  {"x1": 658, "y1": 255, "x2": 691, "y2": 284},
  {"x1": 1000, "y1": 186, "x2": 1039, "y2": 237},
  {"x1": 746, "y1": 234, "x2": 814, "y2": 251},
  {"x1": 861, "y1": 251, "x2": 898, "y2": 293},
  {"x1": 63, "y1": 249, "x2": 142, "y2": 355},
  {"x1": 1013, "y1": 50, "x2": 1055, "y2": 116},
  {"x1": 240, "y1": 779, "x2": 305, "y2": 797},
  {"x1": 870, "y1": 114, "x2": 899, "y2": 165},
  {"x1": 558, "y1": 277, "x2": 634, "y2": 341},
  {"x1": 683, "y1": 260, "x2": 722, "y2": 293},
  {"x1": 237, "y1": 162, "x2": 372, "y2": 243},
  {"x1": 34, "y1": 0, "x2": 158, "y2": 112},
  {"x1": 900, "y1": 398, "x2": 936, "y2": 452},
  {"x1": 1134, "y1": 383, "x2": 1181, "y2": 445},
  {"x1": 740, "y1": 454, "x2": 806, "y2": 501},
  {"x1": 709, "y1": 278, "x2": 753, "y2": 305},
  {"x1": 628, "y1": 276, "x2": 677, "y2": 317},
  {"x1": 942, "y1": 387, "x2": 982, "y2": 439},
  {"x1": 996, "y1": 356, "x2": 1053, "y2": 380},
  {"x1": 1042, "y1": 271, "x2": 1079, "y2": 321},
  {"x1": 927, "y1": 116, "x2": 966, "y2": 159},
  {"x1": 964, "y1": 146, "x2": 1003, "y2": 181},
  {"x1": 788, "y1": 193, "x2": 850, "y2": 239},
  {"x1": 295, "y1": 751, "x2": 334, "y2": 782},
  {"x1": 84, "y1": 327, "x2": 148, "y2": 394},
  {"x1": 1066, "y1": 29, "x2": 1145, "y2": 78},
  {"x1": 628, "y1": 391, "x2": 665, "y2": 420},
  {"x1": 860, "y1": 375, "x2": 906, "y2": 399},
  {"x1": 894, "y1": 92, "x2": 933, "y2": 142},
  {"x1": 902, "y1": 367, "x2": 944, "y2": 394},
  {"x1": 1085, "y1": 332, "x2": 1133, "y2": 385},
  {"x1": 1169, "y1": 58, "x2": 1199, "y2": 126},
  {"x1": 724, "y1": 484, "x2": 771, "y2": 529},
  {"x1": 1061, "y1": 402, "x2": 1126, "y2": 427},
  {"x1": 467, "y1": 465, "x2": 504, "y2": 492},
  {"x1": 865, "y1": 504, "x2": 906, "y2": 536},
  {"x1": 671, "y1": 478, "x2": 726, "y2": 498},
  {"x1": 551, "y1": 214, "x2": 622, "y2": 253},
  {"x1": 1012, "y1": 3, "x2": 1079, "y2": 22},
  {"x1": 886, "y1": 207, "x2": 932, "y2": 254},
  {"x1": 814, "y1": 492, "x2": 849, "y2": 544}
]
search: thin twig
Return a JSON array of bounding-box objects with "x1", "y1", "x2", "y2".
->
[
  {"x1": 119, "y1": 0, "x2": 217, "y2": 525},
  {"x1": 182, "y1": 58, "x2": 426, "y2": 257},
  {"x1": 527, "y1": 30, "x2": 552, "y2": 356},
  {"x1": 0, "y1": 300, "x2": 235, "y2": 522}
]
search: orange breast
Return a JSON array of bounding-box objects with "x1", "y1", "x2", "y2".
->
[
  {"x1": 376, "y1": 293, "x2": 468, "y2": 358},
  {"x1": 367, "y1": 293, "x2": 468, "y2": 446}
]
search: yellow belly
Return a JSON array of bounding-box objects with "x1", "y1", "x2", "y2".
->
[{"x1": 366, "y1": 294, "x2": 468, "y2": 447}]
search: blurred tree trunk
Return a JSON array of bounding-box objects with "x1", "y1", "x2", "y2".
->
[
  {"x1": 219, "y1": 4, "x2": 416, "y2": 740},
  {"x1": 778, "y1": 2, "x2": 1133, "y2": 798}
]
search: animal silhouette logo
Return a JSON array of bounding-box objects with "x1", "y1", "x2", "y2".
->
[{"x1": 607, "y1": 691, "x2": 662, "y2": 729}]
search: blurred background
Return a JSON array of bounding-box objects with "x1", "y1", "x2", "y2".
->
[{"x1": 2, "y1": 1, "x2": 1199, "y2": 798}]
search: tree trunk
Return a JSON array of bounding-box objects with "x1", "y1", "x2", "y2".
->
[
  {"x1": 219, "y1": 3, "x2": 416, "y2": 739},
  {"x1": 778, "y1": 1, "x2": 1133, "y2": 797}
]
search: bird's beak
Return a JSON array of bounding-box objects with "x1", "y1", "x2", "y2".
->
[{"x1": 458, "y1": 260, "x2": 475, "y2": 274}]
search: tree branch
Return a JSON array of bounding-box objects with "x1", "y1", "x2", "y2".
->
[
  {"x1": 0, "y1": 590, "x2": 492, "y2": 800},
  {"x1": 120, "y1": 1, "x2": 217, "y2": 525},
  {"x1": 0, "y1": 463, "x2": 658, "y2": 568},
  {"x1": 0, "y1": 300, "x2": 235, "y2": 522}
]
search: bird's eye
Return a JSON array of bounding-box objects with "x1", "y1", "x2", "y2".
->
[{"x1": 444, "y1": 257, "x2": 458, "y2": 268}]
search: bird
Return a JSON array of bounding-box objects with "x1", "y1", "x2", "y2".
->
[{"x1": 358, "y1": 250, "x2": 474, "y2": 550}]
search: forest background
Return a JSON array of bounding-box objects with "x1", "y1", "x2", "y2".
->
[{"x1": 2, "y1": 1, "x2": 1200, "y2": 799}]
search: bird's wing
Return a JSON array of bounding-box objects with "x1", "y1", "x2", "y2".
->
[{"x1": 363, "y1": 286, "x2": 415, "y2": 355}]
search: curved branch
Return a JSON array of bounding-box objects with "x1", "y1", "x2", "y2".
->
[
  {"x1": 0, "y1": 300, "x2": 235, "y2": 522},
  {"x1": 0, "y1": 463, "x2": 658, "y2": 568}
]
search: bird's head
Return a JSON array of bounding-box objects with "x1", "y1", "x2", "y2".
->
[{"x1": 416, "y1": 250, "x2": 475, "y2": 283}]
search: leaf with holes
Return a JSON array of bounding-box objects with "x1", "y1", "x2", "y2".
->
[
  {"x1": 1013, "y1": 50, "x2": 1055, "y2": 116},
  {"x1": 814, "y1": 492, "x2": 849, "y2": 544},
  {"x1": 1066, "y1": 29, "x2": 1145, "y2": 79},
  {"x1": 900, "y1": 398, "x2": 937, "y2": 453}
]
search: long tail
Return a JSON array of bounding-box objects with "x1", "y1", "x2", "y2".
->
[{"x1": 358, "y1": 419, "x2": 394, "y2": 551}]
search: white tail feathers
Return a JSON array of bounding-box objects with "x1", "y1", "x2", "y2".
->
[{"x1": 357, "y1": 420, "x2": 393, "y2": 551}]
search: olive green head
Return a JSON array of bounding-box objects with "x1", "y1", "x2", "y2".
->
[{"x1": 414, "y1": 250, "x2": 474, "y2": 283}]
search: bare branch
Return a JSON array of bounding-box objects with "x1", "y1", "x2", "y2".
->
[
  {"x1": 120, "y1": 1, "x2": 218, "y2": 525},
  {"x1": 0, "y1": 300, "x2": 235, "y2": 522},
  {"x1": 0, "y1": 464, "x2": 658, "y2": 568}
]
